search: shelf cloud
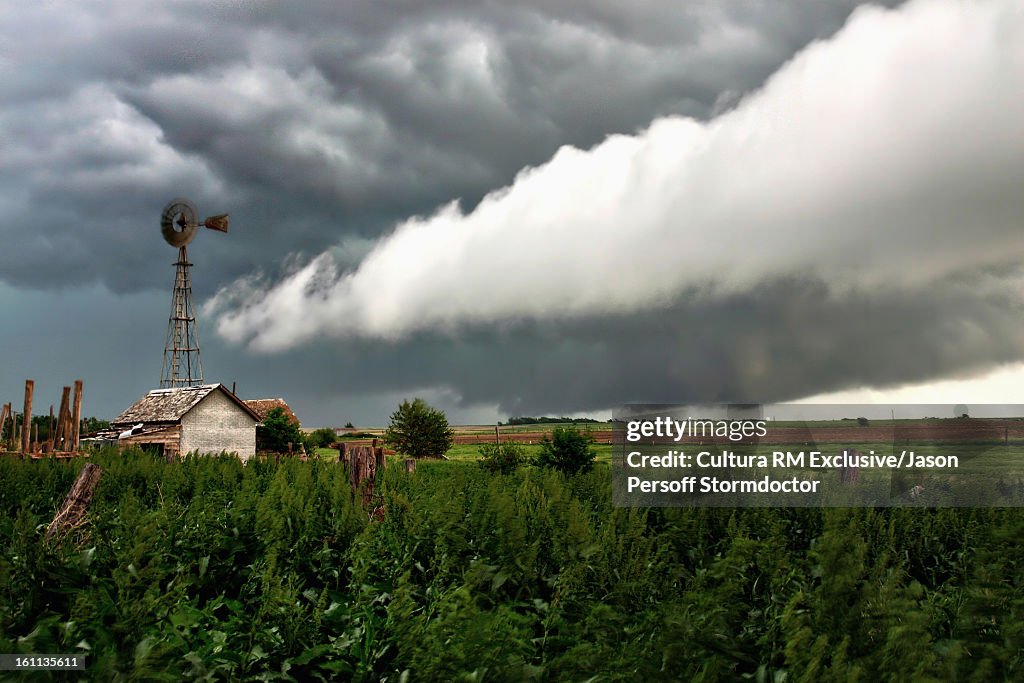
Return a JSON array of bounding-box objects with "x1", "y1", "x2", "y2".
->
[{"x1": 210, "y1": 0, "x2": 1024, "y2": 357}]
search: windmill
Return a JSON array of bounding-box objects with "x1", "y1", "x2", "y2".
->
[{"x1": 159, "y1": 198, "x2": 229, "y2": 388}]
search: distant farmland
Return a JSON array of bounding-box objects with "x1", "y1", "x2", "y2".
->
[{"x1": 327, "y1": 418, "x2": 1024, "y2": 449}]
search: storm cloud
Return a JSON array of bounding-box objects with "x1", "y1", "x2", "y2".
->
[
  {"x1": 208, "y1": 0, "x2": 1024, "y2": 408},
  {"x1": 0, "y1": 0, "x2": 890, "y2": 293},
  {"x1": 214, "y1": 272, "x2": 1024, "y2": 416}
]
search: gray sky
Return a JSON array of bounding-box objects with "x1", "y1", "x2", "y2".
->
[{"x1": 3, "y1": 0, "x2": 1023, "y2": 427}]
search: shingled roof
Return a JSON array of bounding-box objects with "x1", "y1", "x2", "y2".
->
[
  {"x1": 113, "y1": 384, "x2": 260, "y2": 426},
  {"x1": 243, "y1": 398, "x2": 300, "y2": 426}
]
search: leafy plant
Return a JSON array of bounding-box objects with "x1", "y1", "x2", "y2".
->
[
  {"x1": 478, "y1": 442, "x2": 526, "y2": 475},
  {"x1": 1, "y1": 446, "x2": 1022, "y2": 680},
  {"x1": 535, "y1": 427, "x2": 596, "y2": 475}
]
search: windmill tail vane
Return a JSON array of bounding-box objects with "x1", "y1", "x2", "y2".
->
[
  {"x1": 204, "y1": 214, "x2": 230, "y2": 233},
  {"x1": 158, "y1": 198, "x2": 229, "y2": 388}
]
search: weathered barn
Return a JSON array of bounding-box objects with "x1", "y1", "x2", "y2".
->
[
  {"x1": 243, "y1": 398, "x2": 301, "y2": 427},
  {"x1": 112, "y1": 384, "x2": 260, "y2": 460}
]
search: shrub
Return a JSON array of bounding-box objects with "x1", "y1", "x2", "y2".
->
[
  {"x1": 535, "y1": 426, "x2": 596, "y2": 475},
  {"x1": 307, "y1": 427, "x2": 337, "y2": 449},
  {"x1": 478, "y1": 442, "x2": 526, "y2": 474},
  {"x1": 384, "y1": 398, "x2": 454, "y2": 458}
]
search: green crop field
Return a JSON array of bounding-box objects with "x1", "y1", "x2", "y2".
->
[
  {"x1": 442, "y1": 443, "x2": 615, "y2": 463},
  {"x1": 1, "y1": 449, "x2": 1022, "y2": 680}
]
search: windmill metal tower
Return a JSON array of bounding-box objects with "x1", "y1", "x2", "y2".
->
[{"x1": 159, "y1": 198, "x2": 229, "y2": 388}]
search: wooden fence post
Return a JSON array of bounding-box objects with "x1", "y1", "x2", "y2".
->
[
  {"x1": 21, "y1": 380, "x2": 33, "y2": 456},
  {"x1": 54, "y1": 386, "x2": 70, "y2": 451},
  {"x1": 347, "y1": 445, "x2": 379, "y2": 506},
  {"x1": 71, "y1": 380, "x2": 83, "y2": 453},
  {"x1": 339, "y1": 443, "x2": 390, "y2": 518},
  {"x1": 404, "y1": 459, "x2": 417, "y2": 473},
  {"x1": 0, "y1": 404, "x2": 9, "y2": 450}
]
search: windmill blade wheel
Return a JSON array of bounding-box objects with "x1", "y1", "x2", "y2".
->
[{"x1": 160, "y1": 198, "x2": 199, "y2": 248}]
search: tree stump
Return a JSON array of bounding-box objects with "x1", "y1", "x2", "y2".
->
[
  {"x1": 45, "y1": 463, "x2": 102, "y2": 543},
  {"x1": 404, "y1": 458, "x2": 417, "y2": 473},
  {"x1": 838, "y1": 447, "x2": 861, "y2": 486},
  {"x1": 346, "y1": 445, "x2": 380, "y2": 506}
]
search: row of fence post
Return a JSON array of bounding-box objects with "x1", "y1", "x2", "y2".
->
[{"x1": 1, "y1": 379, "x2": 82, "y2": 457}]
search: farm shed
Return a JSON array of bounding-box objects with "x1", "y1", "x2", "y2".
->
[
  {"x1": 243, "y1": 398, "x2": 301, "y2": 427},
  {"x1": 112, "y1": 384, "x2": 260, "y2": 460}
]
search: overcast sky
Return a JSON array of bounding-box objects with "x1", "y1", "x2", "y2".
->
[{"x1": 2, "y1": 0, "x2": 1023, "y2": 427}]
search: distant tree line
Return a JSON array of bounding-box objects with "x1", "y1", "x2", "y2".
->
[
  {"x1": 501, "y1": 416, "x2": 607, "y2": 426},
  {"x1": 1, "y1": 415, "x2": 110, "y2": 443}
]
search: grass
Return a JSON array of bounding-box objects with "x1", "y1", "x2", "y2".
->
[
  {"x1": 316, "y1": 441, "x2": 614, "y2": 464},
  {"x1": 438, "y1": 442, "x2": 614, "y2": 463}
]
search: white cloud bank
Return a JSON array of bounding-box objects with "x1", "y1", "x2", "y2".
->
[{"x1": 210, "y1": 0, "x2": 1024, "y2": 351}]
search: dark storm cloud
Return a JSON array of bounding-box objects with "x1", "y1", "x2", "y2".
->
[
  {"x1": 212, "y1": 0, "x2": 1024, "y2": 349},
  {"x1": 0, "y1": 0, "x2": 890, "y2": 293},
  {"x1": 211, "y1": 272, "x2": 1024, "y2": 421},
  {"x1": 202, "y1": 0, "x2": 1024, "y2": 421},
  {"x1": 7, "y1": 272, "x2": 1022, "y2": 427}
]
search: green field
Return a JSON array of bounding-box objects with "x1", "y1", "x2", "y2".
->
[
  {"x1": 323, "y1": 422, "x2": 612, "y2": 436},
  {"x1": 1, "y1": 449, "x2": 1022, "y2": 680},
  {"x1": 317, "y1": 443, "x2": 616, "y2": 463},
  {"x1": 442, "y1": 443, "x2": 615, "y2": 463}
]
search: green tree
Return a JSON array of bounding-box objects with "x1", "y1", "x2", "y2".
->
[
  {"x1": 535, "y1": 426, "x2": 596, "y2": 475},
  {"x1": 258, "y1": 406, "x2": 304, "y2": 453},
  {"x1": 384, "y1": 398, "x2": 454, "y2": 458},
  {"x1": 307, "y1": 427, "x2": 337, "y2": 449}
]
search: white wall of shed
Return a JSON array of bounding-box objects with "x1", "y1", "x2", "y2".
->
[{"x1": 180, "y1": 389, "x2": 257, "y2": 460}]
